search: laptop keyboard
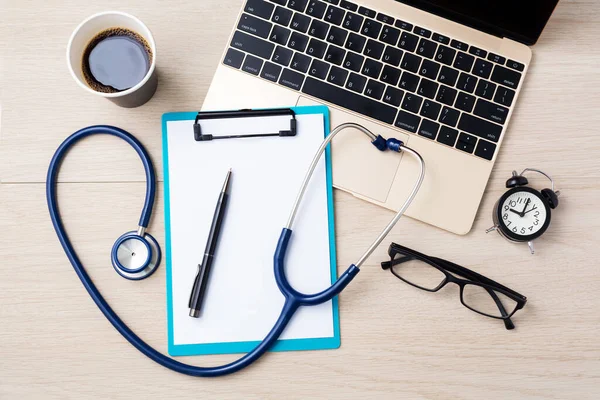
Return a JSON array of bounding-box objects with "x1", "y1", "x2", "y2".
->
[{"x1": 223, "y1": 0, "x2": 526, "y2": 161}]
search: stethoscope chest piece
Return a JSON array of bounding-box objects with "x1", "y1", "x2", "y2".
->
[{"x1": 111, "y1": 231, "x2": 161, "y2": 280}]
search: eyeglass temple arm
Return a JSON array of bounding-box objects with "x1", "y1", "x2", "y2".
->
[{"x1": 432, "y1": 258, "x2": 516, "y2": 330}]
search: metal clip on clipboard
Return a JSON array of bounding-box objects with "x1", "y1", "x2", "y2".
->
[{"x1": 193, "y1": 108, "x2": 297, "y2": 141}]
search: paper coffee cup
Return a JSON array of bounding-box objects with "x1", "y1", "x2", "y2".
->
[{"x1": 67, "y1": 11, "x2": 157, "y2": 108}]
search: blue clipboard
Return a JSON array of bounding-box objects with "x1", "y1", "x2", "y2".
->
[{"x1": 161, "y1": 105, "x2": 340, "y2": 356}]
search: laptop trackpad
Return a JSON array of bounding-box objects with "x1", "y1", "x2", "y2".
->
[{"x1": 297, "y1": 96, "x2": 408, "y2": 203}]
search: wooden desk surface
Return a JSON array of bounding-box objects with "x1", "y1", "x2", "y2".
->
[{"x1": 1, "y1": 1, "x2": 599, "y2": 398}]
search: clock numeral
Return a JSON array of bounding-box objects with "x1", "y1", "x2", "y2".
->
[
  {"x1": 506, "y1": 220, "x2": 512, "y2": 226},
  {"x1": 509, "y1": 200, "x2": 517, "y2": 207},
  {"x1": 512, "y1": 227, "x2": 517, "y2": 233},
  {"x1": 503, "y1": 213, "x2": 508, "y2": 220},
  {"x1": 534, "y1": 211, "x2": 540, "y2": 218},
  {"x1": 504, "y1": 205, "x2": 509, "y2": 211},
  {"x1": 533, "y1": 219, "x2": 539, "y2": 226},
  {"x1": 520, "y1": 227, "x2": 526, "y2": 234}
]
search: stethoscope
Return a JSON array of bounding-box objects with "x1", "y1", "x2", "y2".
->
[{"x1": 47, "y1": 123, "x2": 425, "y2": 377}]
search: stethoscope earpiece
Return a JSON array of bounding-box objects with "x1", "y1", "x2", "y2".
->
[{"x1": 111, "y1": 230, "x2": 161, "y2": 280}]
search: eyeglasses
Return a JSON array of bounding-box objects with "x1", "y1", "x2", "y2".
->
[{"x1": 381, "y1": 243, "x2": 527, "y2": 330}]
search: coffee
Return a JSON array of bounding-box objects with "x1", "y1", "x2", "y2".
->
[{"x1": 82, "y1": 27, "x2": 153, "y2": 93}]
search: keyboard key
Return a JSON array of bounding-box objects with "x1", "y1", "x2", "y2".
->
[
  {"x1": 309, "y1": 19, "x2": 329, "y2": 39},
  {"x1": 420, "y1": 99, "x2": 441, "y2": 120},
  {"x1": 383, "y1": 86, "x2": 404, "y2": 106},
  {"x1": 345, "y1": 32, "x2": 366, "y2": 52},
  {"x1": 361, "y1": 19, "x2": 382, "y2": 39},
  {"x1": 437, "y1": 126, "x2": 458, "y2": 147},
  {"x1": 450, "y1": 39, "x2": 468, "y2": 51},
  {"x1": 238, "y1": 13, "x2": 273, "y2": 39},
  {"x1": 306, "y1": 38, "x2": 328, "y2": 58},
  {"x1": 473, "y1": 58, "x2": 493, "y2": 79},
  {"x1": 342, "y1": 12, "x2": 363, "y2": 32},
  {"x1": 242, "y1": 54, "x2": 263, "y2": 75},
  {"x1": 325, "y1": 45, "x2": 346, "y2": 65},
  {"x1": 507, "y1": 59, "x2": 525, "y2": 71},
  {"x1": 432, "y1": 33, "x2": 450, "y2": 45},
  {"x1": 291, "y1": 13, "x2": 311, "y2": 33},
  {"x1": 458, "y1": 113, "x2": 502, "y2": 142},
  {"x1": 306, "y1": 1, "x2": 327, "y2": 18},
  {"x1": 469, "y1": 46, "x2": 487, "y2": 58},
  {"x1": 455, "y1": 92, "x2": 476, "y2": 112},
  {"x1": 323, "y1": 0, "x2": 339, "y2": 4},
  {"x1": 418, "y1": 119, "x2": 440, "y2": 139},
  {"x1": 279, "y1": 68, "x2": 305, "y2": 90},
  {"x1": 395, "y1": 20, "x2": 413, "y2": 31},
  {"x1": 456, "y1": 135, "x2": 475, "y2": 153},
  {"x1": 260, "y1": 61, "x2": 282, "y2": 81},
  {"x1": 343, "y1": 51, "x2": 364, "y2": 71},
  {"x1": 288, "y1": 31, "x2": 309, "y2": 51},
  {"x1": 231, "y1": 31, "x2": 275, "y2": 59},
  {"x1": 245, "y1": 0, "x2": 275, "y2": 19},
  {"x1": 413, "y1": 26, "x2": 431, "y2": 38},
  {"x1": 436, "y1": 85, "x2": 457, "y2": 106},
  {"x1": 439, "y1": 106, "x2": 460, "y2": 127},
  {"x1": 376, "y1": 13, "x2": 394, "y2": 25},
  {"x1": 454, "y1": 52, "x2": 474, "y2": 72},
  {"x1": 270, "y1": 25, "x2": 291, "y2": 45},
  {"x1": 272, "y1": 6, "x2": 293, "y2": 26},
  {"x1": 325, "y1": 5, "x2": 345, "y2": 25},
  {"x1": 491, "y1": 65, "x2": 522, "y2": 89},
  {"x1": 327, "y1": 65, "x2": 348, "y2": 86},
  {"x1": 474, "y1": 98, "x2": 509, "y2": 124},
  {"x1": 399, "y1": 71, "x2": 420, "y2": 92},
  {"x1": 382, "y1": 46, "x2": 403, "y2": 66},
  {"x1": 438, "y1": 66, "x2": 459, "y2": 86},
  {"x1": 364, "y1": 39, "x2": 384, "y2": 59},
  {"x1": 288, "y1": 0, "x2": 309, "y2": 11},
  {"x1": 434, "y1": 45, "x2": 456, "y2": 66},
  {"x1": 488, "y1": 53, "x2": 506, "y2": 65},
  {"x1": 327, "y1": 26, "x2": 348, "y2": 46},
  {"x1": 419, "y1": 59, "x2": 440, "y2": 80},
  {"x1": 290, "y1": 52, "x2": 311, "y2": 72},
  {"x1": 416, "y1": 38, "x2": 437, "y2": 58},
  {"x1": 400, "y1": 53, "x2": 422, "y2": 73},
  {"x1": 494, "y1": 86, "x2": 515, "y2": 107},
  {"x1": 302, "y1": 76, "x2": 398, "y2": 123},
  {"x1": 364, "y1": 79, "x2": 385, "y2": 100},
  {"x1": 381, "y1": 65, "x2": 401, "y2": 85},
  {"x1": 380, "y1": 25, "x2": 401, "y2": 45},
  {"x1": 309, "y1": 59, "x2": 330, "y2": 78},
  {"x1": 475, "y1": 80, "x2": 496, "y2": 100},
  {"x1": 345, "y1": 72, "x2": 366, "y2": 92},
  {"x1": 401, "y1": 93, "x2": 423, "y2": 113},
  {"x1": 272, "y1": 45, "x2": 293, "y2": 66},
  {"x1": 340, "y1": 0, "x2": 357, "y2": 11},
  {"x1": 395, "y1": 111, "x2": 421, "y2": 133},
  {"x1": 417, "y1": 78, "x2": 438, "y2": 99},
  {"x1": 271, "y1": 0, "x2": 287, "y2": 6},
  {"x1": 223, "y1": 48, "x2": 245, "y2": 68},
  {"x1": 474, "y1": 139, "x2": 497, "y2": 160},
  {"x1": 457, "y1": 73, "x2": 478, "y2": 93},
  {"x1": 358, "y1": 6, "x2": 376, "y2": 18},
  {"x1": 398, "y1": 32, "x2": 418, "y2": 52},
  {"x1": 361, "y1": 58, "x2": 383, "y2": 78}
]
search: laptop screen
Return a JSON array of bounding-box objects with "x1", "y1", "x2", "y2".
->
[{"x1": 399, "y1": 0, "x2": 559, "y2": 45}]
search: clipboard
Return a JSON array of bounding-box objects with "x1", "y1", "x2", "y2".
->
[{"x1": 161, "y1": 105, "x2": 340, "y2": 356}]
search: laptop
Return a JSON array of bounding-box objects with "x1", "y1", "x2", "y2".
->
[{"x1": 202, "y1": 0, "x2": 559, "y2": 234}]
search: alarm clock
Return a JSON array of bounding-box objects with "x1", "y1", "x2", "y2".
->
[{"x1": 487, "y1": 168, "x2": 560, "y2": 254}]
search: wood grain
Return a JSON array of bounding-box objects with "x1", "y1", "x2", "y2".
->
[{"x1": 1, "y1": 0, "x2": 599, "y2": 399}]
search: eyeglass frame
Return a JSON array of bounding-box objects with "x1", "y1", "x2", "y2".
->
[{"x1": 381, "y1": 243, "x2": 527, "y2": 330}]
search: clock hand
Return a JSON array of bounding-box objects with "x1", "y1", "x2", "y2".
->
[
  {"x1": 519, "y1": 198, "x2": 531, "y2": 217},
  {"x1": 524, "y1": 205, "x2": 538, "y2": 215},
  {"x1": 509, "y1": 208, "x2": 522, "y2": 216}
]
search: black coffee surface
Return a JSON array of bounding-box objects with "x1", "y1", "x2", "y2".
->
[{"x1": 82, "y1": 28, "x2": 153, "y2": 93}]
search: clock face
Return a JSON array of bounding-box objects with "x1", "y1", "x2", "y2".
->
[{"x1": 497, "y1": 187, "x2": 550, "y2": 241}]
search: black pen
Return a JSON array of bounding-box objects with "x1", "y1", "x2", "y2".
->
[{"x1": 189, "y1": 169, "x2": 232, "y2": 318}]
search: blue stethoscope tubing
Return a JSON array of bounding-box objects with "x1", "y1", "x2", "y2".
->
[{"x1": 47, "y1": 123, "x2": 425, "y2": 377}]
